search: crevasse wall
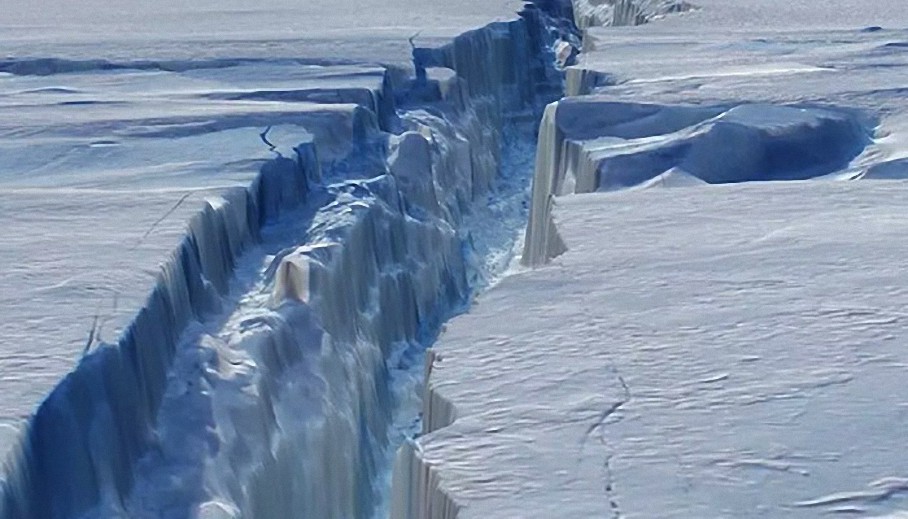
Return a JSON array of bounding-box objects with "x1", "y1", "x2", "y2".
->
[
  {"x1": 196, "y1": 174, "x2": 471, "y2": 519},
  {"x1": 387, "y1": 3, "x2": 579, "y2": 518},
  {"x1": 572, "y1": 0, "x2": 694, "y2": 30}
]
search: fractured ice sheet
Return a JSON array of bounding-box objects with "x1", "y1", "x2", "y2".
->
[
  {"x1": 0, "y1": 60, "x2": 386, "y2": 469},
  {"x1": 397, "y1": 1, "x2": 908, "y2": 517},
  {"x1": 0, "y1": 1, "x2": 564, "y2": 515}
]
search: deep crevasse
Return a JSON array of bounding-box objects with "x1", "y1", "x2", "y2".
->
[{"x1": 0, "y1": 2, "x2": 576, "y2": 518}]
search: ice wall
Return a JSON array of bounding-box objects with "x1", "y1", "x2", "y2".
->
[
  {"x1": 390, "y1": 346, "x2": 461, "y2": 519},
  {"x1": 0, "y1": 2, "x2": 569, "y2": 518},
  {"x1": 0, "y1": 143, "x2": 321, "y2": 519},
  {"x1": 211, "y1": 10, "x2": 567, "y2": 517},
  {"x1": 572, "y1": 0, "x2": 694, "y2": 30}
]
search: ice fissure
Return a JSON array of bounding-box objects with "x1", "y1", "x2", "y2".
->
[{"x1": 0, "y1": 2, "x2": 575, "y2": 518}]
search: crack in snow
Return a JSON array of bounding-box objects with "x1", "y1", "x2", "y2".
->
[
  {"x1": 136, "y1": 191, "x2": 193, "y2": 244},
  {"x1": 579, "y1": 373, "x2": 632, "y2": 518}
]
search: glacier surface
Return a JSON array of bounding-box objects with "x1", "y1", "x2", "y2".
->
[{"x1": 397, "y1": 181, "x2": 908, "y2": 518}]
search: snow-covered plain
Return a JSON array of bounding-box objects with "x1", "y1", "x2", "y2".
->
[
  {"x1": 398, "y1": 181, "x2": 908, "y2": 518},
  {"x1": 1, "y1": 0, "x2": 527, "y2": 64},
  {"x1": 392, "y1": 0, "x2": 908, "y2": 518}
]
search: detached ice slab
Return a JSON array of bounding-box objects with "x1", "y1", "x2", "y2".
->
[
  {"x1": 561, "y1": 102, "x2": 868, "y2": 190},
  {"x1": 395, "y1": 181, "x2": 908, "y2": 518}
]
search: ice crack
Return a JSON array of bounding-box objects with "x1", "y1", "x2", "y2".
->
[{"x1": 580, "y1": 374, "x2": 631, "y2": 518}]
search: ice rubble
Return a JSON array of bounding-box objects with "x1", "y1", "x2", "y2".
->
[{"x1": 0, "y1": 2, "x2": 569, "y2": 518}]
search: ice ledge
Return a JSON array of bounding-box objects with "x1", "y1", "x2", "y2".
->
[
  {"x1": 521, "y1": 99, "x2": 871, "y2": 266},
  {"x1": 390, "y1": 352, "x2": 461, "y2": 519}
]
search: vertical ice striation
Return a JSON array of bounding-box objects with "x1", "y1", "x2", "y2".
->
[
  {"x1": 572, "y1": 0, "x2": 694, "y2": 30},
  {"x1": 521, "y1": 102, "x2": 569, "y2": 267},
  {"x1": 0, "y1": 143, "x2": 321, "y2": 519},
  {"x1": 180, "y1": 175, "x2": 470, "y2": 519},
  {"x1": 388, "y1": 4, "x2": 579, "y2": 519}
]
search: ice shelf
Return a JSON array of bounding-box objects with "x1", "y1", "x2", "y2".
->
[{"x1": 8, "y1": 0, "x2": 908, "y2": 517}]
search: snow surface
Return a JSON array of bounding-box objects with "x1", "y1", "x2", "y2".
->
[{"x1": 397, "y1": 181, "x2": 908, "y2": 518}]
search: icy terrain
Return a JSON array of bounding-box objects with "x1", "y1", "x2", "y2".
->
[
  {"x1": 5, "y1": 0, "x2": 908, "y2": 517},
  {"x1": 392, "y1": 0, "x2": 908, "y2": 518},
  {"x1": 0, "y1": 0, "x2": 573, "y2": 517}
]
